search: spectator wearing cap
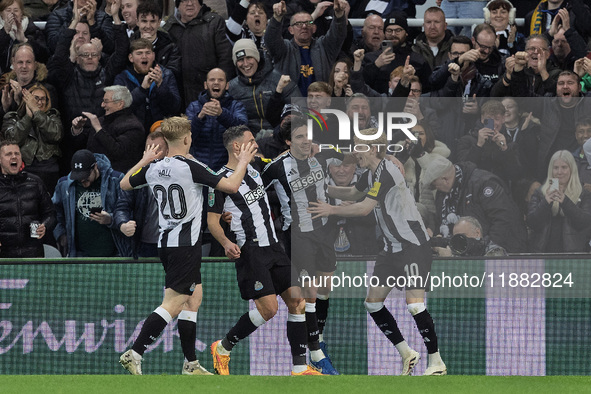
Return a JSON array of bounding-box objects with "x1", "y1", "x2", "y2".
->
[
  {"x1": 52, "y1": 149, "x2": 130, "y2": 257},
  {"x1": 412, "y1": 7, "x2": 454, "y2": 70},
  {"x1": 423, "y1": 154, "x2": 528, "y2": 252},
  {"x1": 264, "y1": 0, "x2": 349, "y2": 96},
  {"x1": 363, "y1": 11, "x2": 432, "y2": 94},
  {"x1": 228, "y1": 38, "x2": 298, "y2": 136},
  {"x1": 185, "y1": 68, "x2": 247, "y2": 171},
  {"x1": 163, "y1": 0, "x2": 234, "y2": 107},
  {"x1": 74, "y1": 85, "x2": 145, "y2": 173}
]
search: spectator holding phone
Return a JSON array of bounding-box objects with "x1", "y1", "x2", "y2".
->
[
  {"x1": 362, "y1": 12, "x2": 432, "y2": 95},
  {"x1": 456, "y1": 99, "x2": 524, "y2": 186},
  {"x1": 52, "y1": 149, "x2": 131, "y2": 257},
  {"x1": 527, "y1": 150, "x2": 591, "y2": 253}
]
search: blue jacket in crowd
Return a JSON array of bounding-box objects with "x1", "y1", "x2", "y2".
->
[
  {"x1": 52, "y1": 153, "x2": 131, "y2": 257},
  {"x1": 114, "y1": 64, "x2": 181, "y2": 133},
  {"x1": 186, "y1": 90, "x2": 247, "y2": 171}
]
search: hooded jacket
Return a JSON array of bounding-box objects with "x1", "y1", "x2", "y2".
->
[
  {"x1": 412, "y1": 29, "x2": 454, "y2": 70},
  {"x1": 52, "y1": 153, "x2": 131, "y2": 257},
  {"x1": 228, "y1": 55, "x2": 297, "y2": 134},
  {"x1": 1, "y1": 107, "x2": 63, "y2": 165}
]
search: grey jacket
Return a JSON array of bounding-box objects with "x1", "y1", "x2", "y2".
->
[{"x1": 264, "y1": 14, "x2": 347, "y2": 87}]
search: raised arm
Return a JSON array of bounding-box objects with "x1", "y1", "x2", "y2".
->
[{"x1": 215, "y1": 142, "x2": 257, "y2": 193}]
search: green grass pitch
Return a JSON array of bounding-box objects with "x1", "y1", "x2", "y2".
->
[{"x1": 1, "y1": 376, "x2": 591, "y2": 394}]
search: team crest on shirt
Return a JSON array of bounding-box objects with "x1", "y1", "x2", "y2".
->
[
  {"x1": 189, "y1": 283, "x2": 196, "y2": 292},
  {"x1": 309, "y1": 157, "x2": 320, "y2": 168},
  {"x1": 249, "y1": 169, "x2": 259, "y2": 178},
  {"x1": 254, "y1": 281, "x2": 264, "y2": 291},
  {"x1": 483, "y1": 187, "x2": 494, "y2": 197},
  {"x1": 208, "y1": 187, "x2": 215, "y2": 207}
]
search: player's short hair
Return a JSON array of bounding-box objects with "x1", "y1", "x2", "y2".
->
[
  {"x1": 161, "y1": 116, "x2": 190, "y2": 142},
  {"x1": 223, "y1": 125, "x2": 251, "y2": 150},
  {"x1": 354, "y1": 128, "x2": 387, "y2": 159},
  {"x1": 282, "y1": 115, "x2": 308, "y2": 142},
  {"x1": 137, "y1": 0, "x2": 162, "y2": 19},
  {"x1": 481, "y1": 100, "x2": 505, "y2": 118},
  {"x1": 308, "y1": 81, "x2": 332, "y2": 96},
  {"x1": 130, "y1": 38, "x2": 154, "y2": 54}
]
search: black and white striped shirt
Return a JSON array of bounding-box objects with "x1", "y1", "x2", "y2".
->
[
  {"x1": 355, "y1": 159, "x2": 429, "y2": 253},
  {"x1": 129, "y1": 155, "x2": 222, "y2": 248},
  {"x1": 262, "y1": 150, "x2": 343, "y2": 233},
  {"x1": 209, "y1": 164, "x2": 277, "y2": 248}
]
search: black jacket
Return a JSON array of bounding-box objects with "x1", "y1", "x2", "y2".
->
[
  {"x1": 434, "y1": 161, "x2": 528, "y2": 253},
  {"x1": 0, "y1": 171, "x2": 56, "y2": 258},
  {"x1": 163, "y1": 5, "x2": 235, "y2": 106},
  {"x1": 86, "y1": 107, "x2": 146, "y2": 173},
  {"x1": 363, "y1": 42, "x2": 432, "y2": 94},
  {"x1": 457, "y1": 121, "x2": 524, "y2": 184},
  {"x1": 45, "y1": 1, "x2": 114, "y2": 53},
  {"x1": 527, "y1": 187, "x2": 591, "y2": 253}
]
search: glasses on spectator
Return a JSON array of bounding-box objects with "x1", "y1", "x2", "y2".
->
[
  {"x1": 78, "y1": 52, "x2": 100, "y2": 58},
  {"x1": 33, "y1": 95, "x2": 47, "y2": 103},
  {"x1": 385, "y1": 27, "x2": 405, "y2": 34},
  {"x1": 102, "y1": 98, "x2": 122, "y2": 104},
  {"x1": 474, "y1": 39, "x2": 494, "y2": 52},
  {"x1": 450, "y1": 51, "x2": 466, "y2": 57},
  {"x1": 291, "y1": 20, "x2": 314, "y2": 28},
  {"x1": 525, "y1": 46, "x2": 548, "y2": 53},
  {"x1": 410, "y1": 89, "x2": 422, "y2": 94},
  {"x1": 180, "y1": 0, "x2": 198, "y2": 3}
]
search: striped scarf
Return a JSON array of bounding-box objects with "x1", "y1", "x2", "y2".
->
[{"x1": 529, "y1": 0, "x2": 548, "y2": 36}]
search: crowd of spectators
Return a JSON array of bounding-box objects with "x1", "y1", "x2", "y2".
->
[{"x1": 1, "y1": 0, "x2": 591, "y2": 258}]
